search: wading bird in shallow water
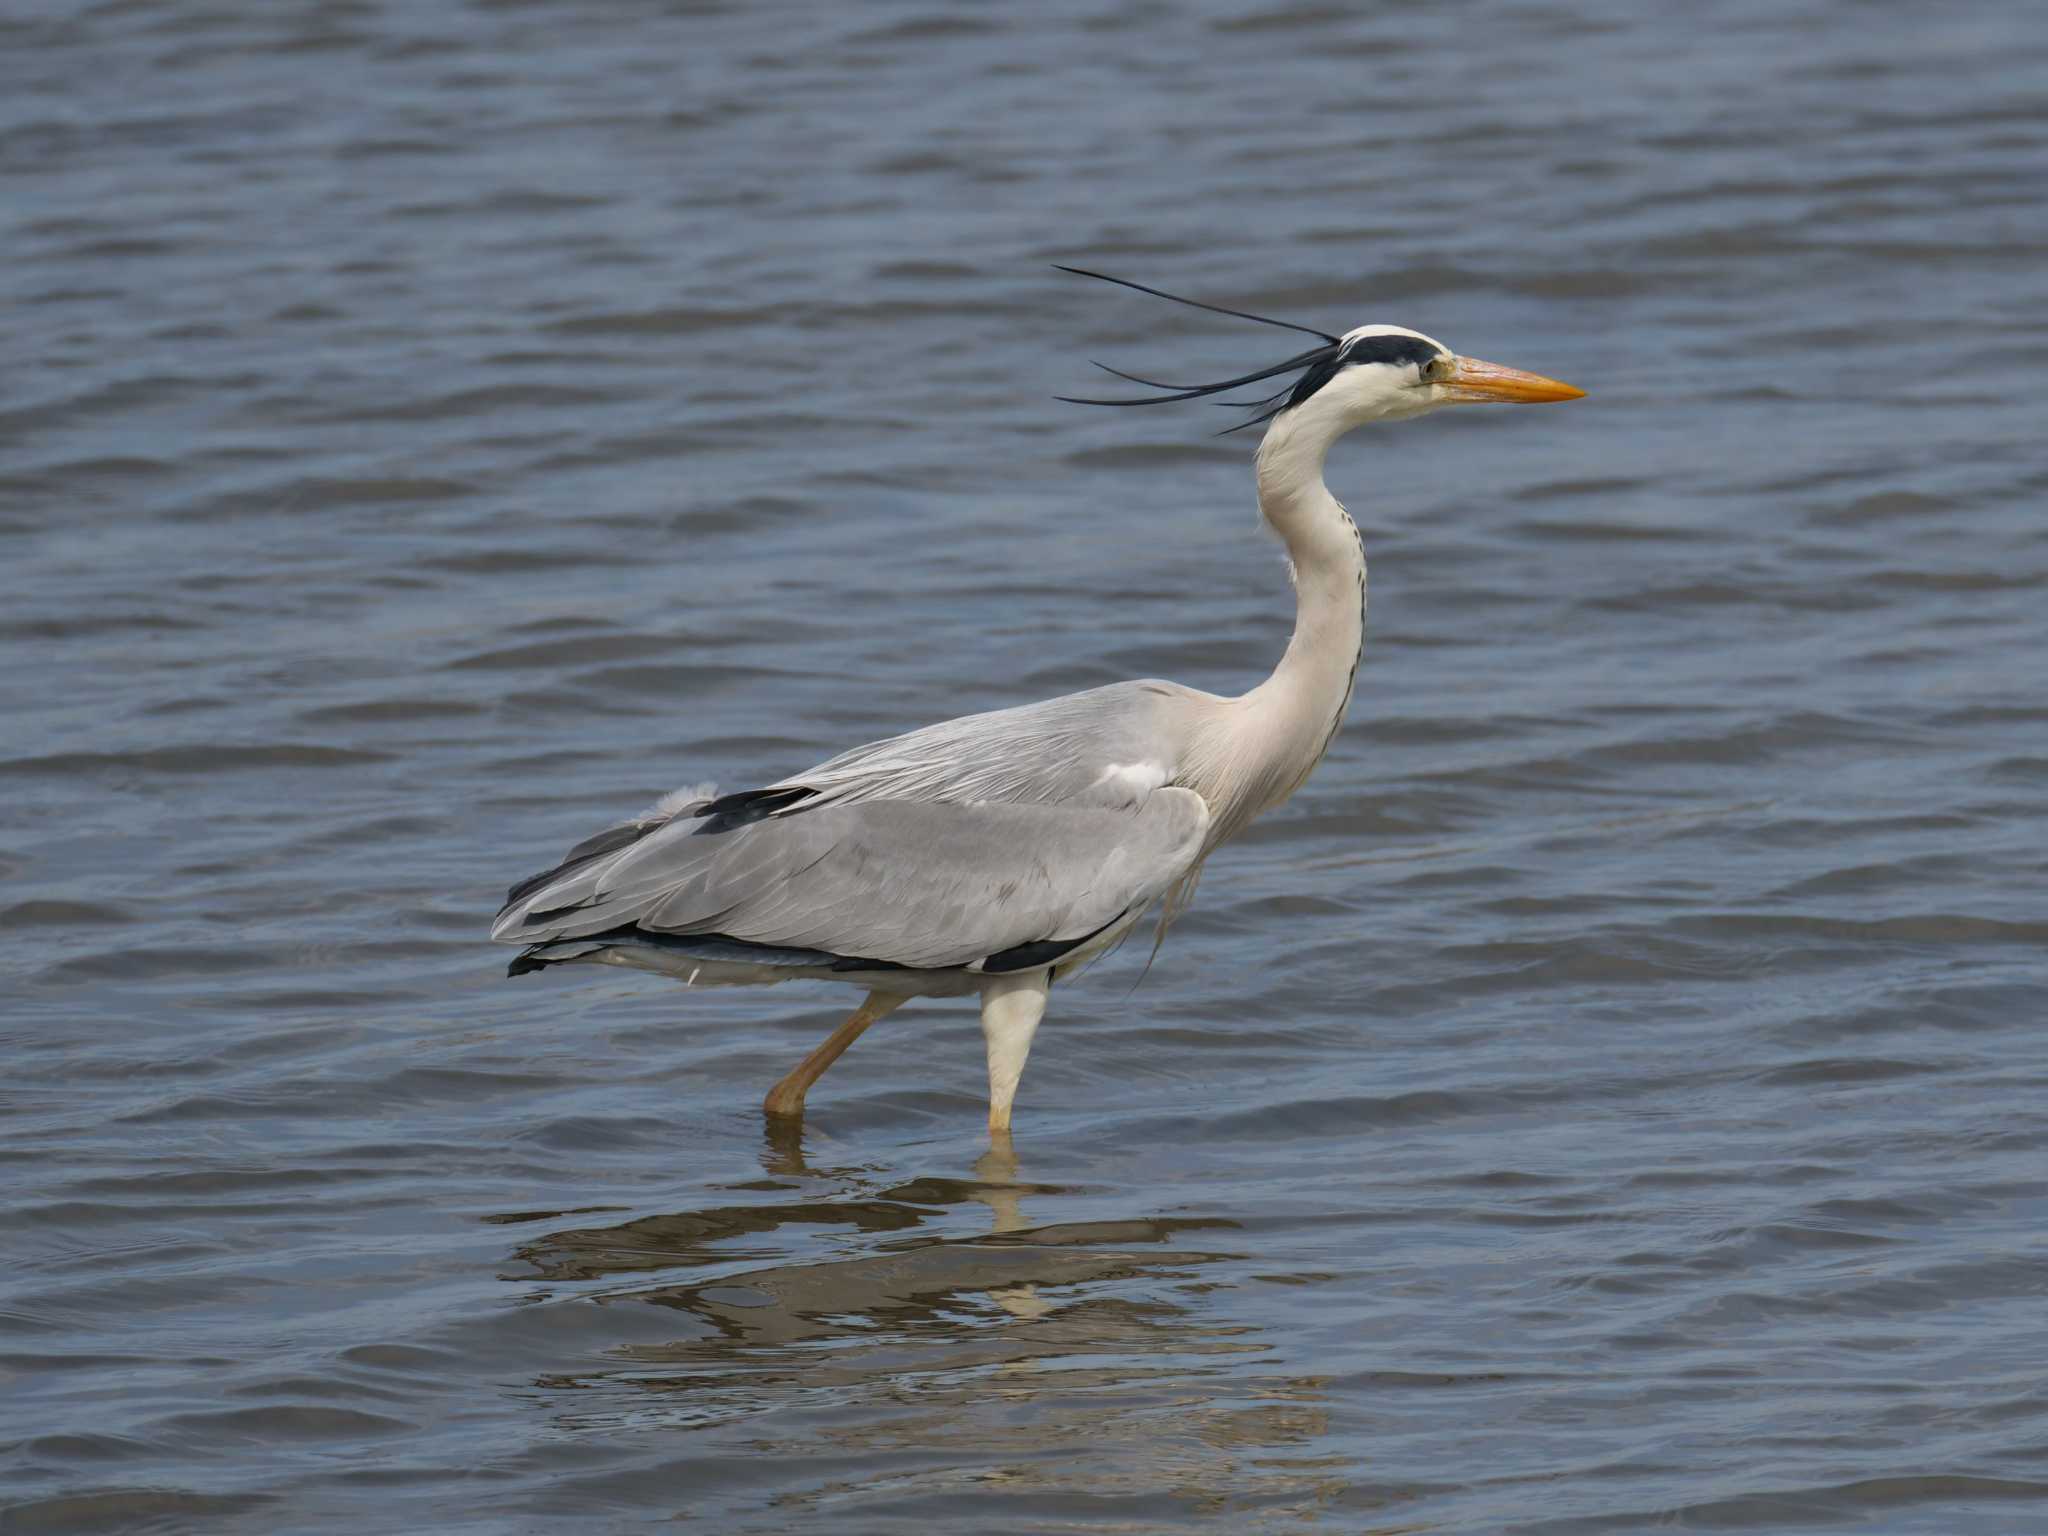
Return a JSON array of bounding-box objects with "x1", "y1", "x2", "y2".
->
[{"x1": 492, "y1": 269, "x2": 1583, "y2": 1132}]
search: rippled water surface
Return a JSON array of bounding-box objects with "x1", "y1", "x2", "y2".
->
[{"x1": 7, "y1": 3, "x2": 2048, "y2": 1532}]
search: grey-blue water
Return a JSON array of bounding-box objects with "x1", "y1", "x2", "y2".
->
[{"x1": 5, "y1": 3, "x2": 2047, "y2": 1532}]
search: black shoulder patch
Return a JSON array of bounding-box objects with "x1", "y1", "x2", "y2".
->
[
  {"x1": 691, "y1": 785, "x2": 816, "y2": 836},
  {"x1": 980, "y1": 911, "x2": 1127, "y2": 974},
  {"x1": 979, "y1": 935, "x2": 1091, "y2": 972}
]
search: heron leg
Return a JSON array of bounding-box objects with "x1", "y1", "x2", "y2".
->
[
  {"x1": 763, "y1": 990, "x2": 908, "y2": 1119},
  {"x1": 979, "y1": 968, "x2": 1051, "y2": 1134}
]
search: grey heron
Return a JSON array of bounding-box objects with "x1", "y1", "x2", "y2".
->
[{"x1": 492, "y1": 270, "x2": 1583, "y2": 1132}]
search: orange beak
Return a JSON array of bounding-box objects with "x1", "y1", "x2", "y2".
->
[{"x1": 1442, "y1": 356, "x2": 1586, "y2": 404}]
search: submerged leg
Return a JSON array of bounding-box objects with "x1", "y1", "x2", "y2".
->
[
  {"x1": 979, "y1": 968, "x2": 1051, "y2": 1134},
  {"x1": 763, "y1": 990, "x2": 908, "y2": 1119}
]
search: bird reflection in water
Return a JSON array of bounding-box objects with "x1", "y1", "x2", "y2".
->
[
  {"x1": 503, "y1": 1130, "x2": 1345, "y2": 1516},
  {"x1": 975, "y1": 1131, "x2": 1048, "y2": 1319}
]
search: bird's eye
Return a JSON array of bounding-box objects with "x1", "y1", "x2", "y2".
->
[{"x1": 1423, "y1": 354, "x2": 1452, "y2": 382}]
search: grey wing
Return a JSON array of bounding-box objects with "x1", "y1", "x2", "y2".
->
[
  {"x1": 492, "y1": 788, "x2": 1209, "y2": 972},
  {"x1": 768, "y1": 680, "x2": 1211, "y2": 812}
]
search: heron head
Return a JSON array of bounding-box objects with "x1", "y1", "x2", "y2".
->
[
  {"x1": 1283, "y1": 324, "x2": 1584, "y2": 429},
  {"x1": 1055, "y1": 268, "x2": 1583, "y2": 435}
]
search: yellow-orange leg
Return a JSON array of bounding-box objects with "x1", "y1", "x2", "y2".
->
[{"x1": 762, "y1": 991, "x2": 907, "y2": 1119}]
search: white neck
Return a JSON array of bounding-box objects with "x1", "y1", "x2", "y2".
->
[{"x1": 1188, "y1": 394, "x2": 1368, "y2": 844}]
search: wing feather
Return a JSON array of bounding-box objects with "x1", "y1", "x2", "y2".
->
[
  {"x1": 494, "y1": 789, "x2": 1208, "y2": 972},
  {"x1": 494, "y1": 681, "x2": 1221, "y2": 969},
  {"x1": 767, "y1": 680, "x2": 1207, "y2": 812}
]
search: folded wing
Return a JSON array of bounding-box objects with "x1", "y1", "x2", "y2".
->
[{"x1": 493, "y1": 788, "x2": 1209, "y2": 973}]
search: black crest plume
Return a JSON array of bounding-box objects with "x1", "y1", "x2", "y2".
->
[{"x1": 1053, "y1": 265, "x2": 1345, "y2": 434}]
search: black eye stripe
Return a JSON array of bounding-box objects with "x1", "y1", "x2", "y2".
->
[
  {"x1": 1339, "y1": 334, "x2": 1442, "y2": 370},
  {"x1": 1284, "y1": 335, "x2": 1444, "y2": 409}
]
